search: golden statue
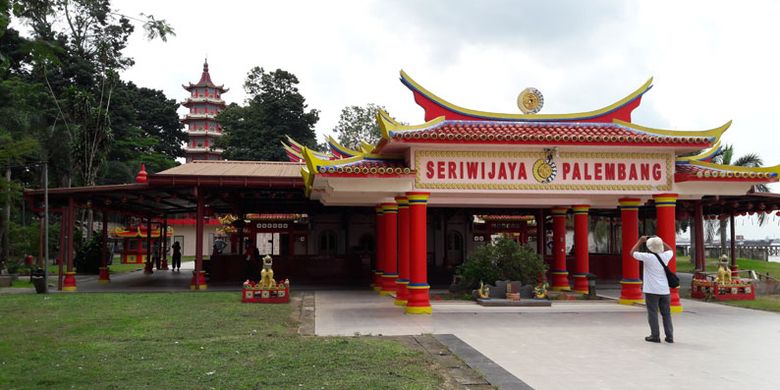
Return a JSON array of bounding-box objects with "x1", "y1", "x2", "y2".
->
[
  {"x1": 478, "y1": 281, "x2": 490, "y2": 299},
  {"x1": 260, "y1": 254, "x2": 277, "y2": 289},
  {"x1": 717, "y1": 255, "x2": 732, "y2": 284}
]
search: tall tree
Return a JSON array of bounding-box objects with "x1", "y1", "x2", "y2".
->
[
  {"x1": 705, "y1": 144, "x2": 768, "y2": 252},
  {"x1": 333, "y1": 103, "x2": 384, "y2": 150},
  {"x1": 217, "y1": 67, "x2": 319, "y2": 161}
]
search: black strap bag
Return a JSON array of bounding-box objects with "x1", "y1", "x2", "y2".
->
[{"x1": 652, "y1": 252, "x2": 680, "y2": 288}]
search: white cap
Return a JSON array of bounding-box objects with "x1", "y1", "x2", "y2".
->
[{"x1": 646, "y1": 236, "x2": 664, "y2": 254}]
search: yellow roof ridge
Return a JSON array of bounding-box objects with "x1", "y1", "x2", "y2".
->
[
  {"x1": 400, "y1": 69, "x2": 653, "y2": 120},
  {"x1": 326, "y1": 135, "x2": 363, "y2": 157},
  {"x1": 687, "y1": 160, "x2": 780, "y2": 175},
  {"x1": 377, "y1": 109, "x2": 445, "y2": 140},
  {"x1": 676, "y1": 140, "x2": 722, "y2": 163},
  {"x1": 614, "y1": 119, "x2": 731, "y2": 143}
]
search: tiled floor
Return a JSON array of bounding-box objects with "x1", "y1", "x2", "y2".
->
[{"x1": 316, "y1": 289, "x2": 780, "y2": 390}]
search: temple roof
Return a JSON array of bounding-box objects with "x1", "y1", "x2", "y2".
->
[
  {"x1": 183, "y1": 60, "x2": 229, "y2": 92},
  {"x1": 377, "y1": 116, "x2": 723, "y2": 151},
  {"x1": 401, "y1": 70, "x2": 651, "y2": 123}
]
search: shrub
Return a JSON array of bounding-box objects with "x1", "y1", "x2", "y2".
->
[
  {"x1": 456, "y1": 237, "x2": 547, "y2": 290},
  {"x1": 73, "y1": 233, "x2": 103, "y2": 274}
]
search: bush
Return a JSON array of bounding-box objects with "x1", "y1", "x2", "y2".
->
[
  {"x1": 456, "y1": 237, "x2": 547, "y2": 290},
  {"x1": 73, "y1": 233, "x2": 103, "y2": 274}
]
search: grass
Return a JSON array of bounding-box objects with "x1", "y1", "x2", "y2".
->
[
  {"x1": 675, "y1": 255, "x2": 780, "y2": 279},
  {"x1": 45, "y1": 260, "x2": 195, "y2": 275},
  {"x1": 720, "y1": 295, "x2": 780, "y2": 312},
  {"x1": 0, "y1": 292, "x2": 443, "y2": 389}
]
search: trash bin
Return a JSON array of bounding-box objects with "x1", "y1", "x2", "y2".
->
[
  {"x1": 30, "y1": 268, "x2": 47, "y2": 294},
  {"x1": 586, "y1": 273, "x2": 598, "y2": 298}
]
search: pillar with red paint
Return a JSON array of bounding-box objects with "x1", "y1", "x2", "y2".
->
[
  {"x1": 191, "y1": 188, "x2": 207, "y2": 290},
  {"x1": 63, "y1": 198, "x2": 77, "y2": 292},
  {"x1": 373, "y1": 206, "x2": 385, "y2": 292},
  {"x1": 98, "y1": 212, "x2": 110, "y2": 284},
  {"x1": 550, "y1": 207, "x2": 570, "y2": 291},
  {"x1": 380, "y1": 202, "x2": 399, "y2": 296},
  {"x1": 405, "y1": 192, "x2": 431, "y2": 314},
  {"x1": 572, "y1": 205, "x2": 590, "y2": 294},
  {"x1": 654, "y1": 193, "x2": 681, "y2": 312},
  {"x1": 619, "y1": 198, "x2": 643, "y2": 304},
  {"x1": 394, "y1": 196, "x2": 410, "y2": 306}
]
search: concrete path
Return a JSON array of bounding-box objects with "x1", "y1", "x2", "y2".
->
[{"x1": 315, "y1": 289, "x2": 780, "y2": 390}]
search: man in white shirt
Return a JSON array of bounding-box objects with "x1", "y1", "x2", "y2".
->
[{"x1": 631, "y1": 235, "x2": 674, "y2": 343}]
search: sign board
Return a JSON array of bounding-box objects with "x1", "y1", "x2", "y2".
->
[{"x1": 414, "y1": 150, "x2": 673, "y2": 192}]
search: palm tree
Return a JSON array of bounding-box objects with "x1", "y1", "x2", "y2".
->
[{"x1": 706, "y1": 144, "x2": 768, "y2": 253}]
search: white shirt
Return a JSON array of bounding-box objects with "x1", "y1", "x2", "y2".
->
[{"x1": 632, "y1": 250, "x2": 673, "y2": 295}]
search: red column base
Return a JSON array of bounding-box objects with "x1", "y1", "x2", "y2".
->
[
  {"x1": 161, "y1": 259, "x2": 169, "y2": 271},
  {"x1": 394, "y1": 279, "x2": 409, "y2": 305},
  {"x1": 550, "y1": 271, "x2": 570, "y2": 291},
  {"x1": 143, "y1": 262, "x2": 154, "y2": 274},
  {"x1": 63, "y1": 271, "x2": 77, "y2": 292},
  {"x1": 405, "y1": 284, "x2": 431, "y2": 314},
  {"x1": 670, "y1": 287, "x2": 683, "y2": 312},
  {"x1": 373, "y1": 271, "x2": 383, "y2": 292},
  {"x1": 618, "y1": 279, "x2": 644, "y2": 304},
  {"x1": 380, "y1": 273, "x2": 398, "y2": 296},
  {"x1": 572, "y1": 274, "x2": 589, "y2": 294},
  {"x1": 98, "y1": 267, "x2": 110, "y2": 284},
  {"x1": 190, "y1": 271, "x2": 207, "y2": 290}
]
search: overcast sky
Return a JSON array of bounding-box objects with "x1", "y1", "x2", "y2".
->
[{"x1": 115, "y1": 0, "x2": 780, "y2": 239}]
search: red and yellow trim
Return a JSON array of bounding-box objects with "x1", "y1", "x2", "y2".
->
[{"x1": 63, "y1": 271, "x2": 77, "y2": 292}]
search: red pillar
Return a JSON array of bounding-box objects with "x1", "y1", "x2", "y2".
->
[
  {"x1": 405, "y1": 192, "x2": 431, "y2": 314},
  {"x1": 572, "y1": 205, "x2": 590, "y2": 294},
  {"x1": 373, "y1": 206, "x2": 385, "y2": 292},
  {"x1": 550, "y1": 207, "x2": 570, "y2": 291},
  {"x1": 619, "y1": 198, "x2": 643, "y2": 304},
  {"x1": 380, "y1": 202, "x2": 399, "y2": 296},
  {"x1": 655, "y1": 193, "x2": 681, "y2": 312},
  {"x1": 98, "y1": 211, "x2": 110, "y2": 284},
  {"x1": 394, "y1": 196, "x2": 410, "y2": 306},
  {"x1": 63, "y1": 197, "x2": 77, "y2": 292},
  {"x1": 191, "y1": 188, "x2": 207, "y2": 290},
  {"x1": 161, "y1": 217, "x2": 169, "y2": 270}
]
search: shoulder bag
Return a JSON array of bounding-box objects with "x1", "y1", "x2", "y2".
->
[{"x1": 652, "y1": 252, "x2": 680, "y2": 288}]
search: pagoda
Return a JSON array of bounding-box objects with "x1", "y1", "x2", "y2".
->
[{"x1": 182, "y1": 59, "x2": 229, "y2": 162}]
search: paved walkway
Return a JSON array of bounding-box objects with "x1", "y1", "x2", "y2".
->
[{"x1": 316, "y1": 289, "x2": 780, "y2": 390}]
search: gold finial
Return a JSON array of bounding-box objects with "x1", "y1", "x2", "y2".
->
[{"x1": 517, "y1": 87, "x2": 544, "y2": 114}]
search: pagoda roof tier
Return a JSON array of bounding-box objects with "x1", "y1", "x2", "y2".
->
[
  {"x1": 186, "y1": 130, "x2": 223, "y2": 137},
  {"x1": 110, "y1": 226, "x2": 173, "y2": 239},
  {"x1": 182, "y1": 60, "x2": 229, "y2": 92},
  {"x1": 675, "y1": 160, "x2": 780, "y2": 183},
  {"x1": 185, "y1": 146, "x2": 224, "y2": 154},
  {"x1": 182, "y1": 97, "x2": 226, "y2": 107},
  {"x1": 400, "y1": 70, "x2": 652, "y2": 123},
  {"x1": 376, "y1": 112, "x2": 727, "y2": 152},
  {"x1": 182, "y1": 113, "x2": 218, "y2": 122}
]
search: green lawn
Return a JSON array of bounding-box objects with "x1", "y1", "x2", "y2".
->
[
  {"x1": 45, "y1": 259, "x2": 195, "y2": 275},
  {"x1": 675, "y1": 255, "x2": 780, "y2": 279},
  {"x1": 720, "y1": 295, "x2": 780, "y2": 312},
  {"x1": 0, "y1": 292, "x2": 443, "y2": 389}
]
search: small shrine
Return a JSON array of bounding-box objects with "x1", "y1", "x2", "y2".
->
[
  {"x1": 242, "y1": 255, "x2": 290, "y2": 303},
  {"x1": 691, "y1": 256, "x2": 756, "y2": 301},
  {"x1": 110, "y1": 225, "x2": 173, "y2": 264}
]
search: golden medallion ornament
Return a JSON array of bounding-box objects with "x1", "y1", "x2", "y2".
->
[
  {"x1": 517, "y1": 87, "x2": 544, "y2": 114},
  {"x1": 532, "y1": 150, "x2": 557, "y2": 183}
]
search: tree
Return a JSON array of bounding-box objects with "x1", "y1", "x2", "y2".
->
[
  {"x1": 333, "y1": 103, "x2": 385, "y2": 150},
  {"x1": 706, "y1": 144, "x2": 768, "y2": 252},
  {"x1": 217, "y1": 67, "x2": 319, "y2": 161}
]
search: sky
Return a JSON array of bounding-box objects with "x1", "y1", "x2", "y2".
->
[{"x1": 114, "y1": 0, "x2": 780, "y2": 238}]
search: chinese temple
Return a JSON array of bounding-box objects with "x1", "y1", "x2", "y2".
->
[
  {"x1": 110, "y1": 225, "x2": 173, "y2": 264},
  {"x1": 182, "y1": 59, "x2": 228, "y2": 162},
  {"x1": 24, "y1": 70, "x2": 780, "y2": 316},
  {"x1": 284, "y1": 70, "x2": 780, "y2": 314}
]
